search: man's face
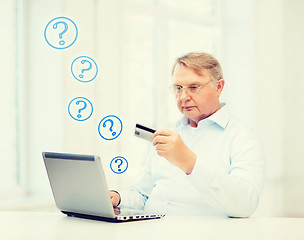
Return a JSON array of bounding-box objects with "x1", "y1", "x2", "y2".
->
[{"x1": 172, "y1": 63, "x2": 224, "y2": 127}]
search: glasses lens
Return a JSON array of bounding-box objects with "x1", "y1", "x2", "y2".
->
[
  {"x1": 171, "y1": 86, "x2": 180, "y2": 95},
  {"x1": 188, "y1": 86, "x2": 199, "y2": 94}
]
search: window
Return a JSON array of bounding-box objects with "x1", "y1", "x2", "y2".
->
[{"x1": 0, "y1": 0, "x2": 20, "y2": 194}]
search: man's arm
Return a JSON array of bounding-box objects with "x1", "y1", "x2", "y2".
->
[
  {"x1": 153, "y1": 128, "x2": 265, "y2": 217},
  {"x1": 110, "y1": 150, "x2": 155, "y2": 210}
]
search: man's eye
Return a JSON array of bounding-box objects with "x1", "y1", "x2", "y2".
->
[
  {"x1": 189, "y1": 86, "x2": 199, "y2": 90},
  {"x1": 175, "y1": 86, "x2": 182, "y2": 90}
]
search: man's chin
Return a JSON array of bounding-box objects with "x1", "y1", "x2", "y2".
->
[{"x1": 183, "y1": 111, "x2": 198, "y2": 120}]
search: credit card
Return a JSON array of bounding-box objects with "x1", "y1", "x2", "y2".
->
[{"x1": 135, "y1": 124, "x2": 156, "y2": 142}]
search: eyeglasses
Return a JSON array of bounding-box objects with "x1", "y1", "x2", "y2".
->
[{"x1": 170, "y1": 80, "x2": 212, "y2": 96}]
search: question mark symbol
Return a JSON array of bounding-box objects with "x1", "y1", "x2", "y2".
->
[
  {"x1": 115, "y1": 158, "x2": 123, "y2": 172},
  {"x1": 110, "y1": 156, "x2": 128, "y2": 174},
  {"x1": 79, "y1": 60, "x2": 92, "y2": 78},
  {"x1": 76, "y1": 100, "x2": 87, "y2": 118},
  {"x1": 103, "y1": 119, "x2": 116, "y2": 136},
  {"x1": 53, "y1": 21, "x2": 68, "y2": 46}
]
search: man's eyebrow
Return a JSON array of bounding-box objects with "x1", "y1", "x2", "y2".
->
[
  {"x1": 173, "y1": 81, "x2": 202, "y2": 86},
  {"x1": 188, "y1": 81, "x2": 201, "y2": 85}
]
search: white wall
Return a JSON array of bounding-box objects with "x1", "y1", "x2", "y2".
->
[
  {"x1": 220, "y1": 0, "x2": 256, "y2": 128},
  {"x1": 253, "y1": 0, "x2": 285, "y2": 217},
  {"x1": 282, "y1": 0, "x2": 304, "y2": 217},
  {"x1": 252, "y1": 0, "x2": 304, "y2": 217}
]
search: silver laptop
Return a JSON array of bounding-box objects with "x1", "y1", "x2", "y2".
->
[{"x1": 42, "y1": 152, "x2": 165, "y2": 222}]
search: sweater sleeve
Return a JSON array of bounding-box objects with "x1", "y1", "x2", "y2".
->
[{"x1": 118, "y1": 150, "x2": 155, "y2": 210}]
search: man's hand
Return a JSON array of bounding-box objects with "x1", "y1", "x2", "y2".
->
[
  {"x1": 109, "y1": 191, "x2": 121, "y2": 207},
  {"x1": 152, "y1": 129, "x2": 196, "y2": 174}
]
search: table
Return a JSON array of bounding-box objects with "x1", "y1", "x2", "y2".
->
[{"x1": 1, "y1": 211, "x2": 304, "y2": 240}]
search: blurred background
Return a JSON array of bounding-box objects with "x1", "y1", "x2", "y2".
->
[{"x1": 1, "y1": 0, "x2": 303, "y2": 217}]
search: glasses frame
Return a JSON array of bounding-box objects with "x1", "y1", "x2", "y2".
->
[{"x1": 170, "y1": 80, "x2": 212, "y2": 96}]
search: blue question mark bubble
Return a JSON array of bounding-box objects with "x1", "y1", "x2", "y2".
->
[
  {"x1": 68, "y1": 97, "x2": 93, "y2": 121},
  {"x1": 115, "y1": 158, "x2": 123, "y2": 172},
  {"x1": 79, "y1": 60, "x2": 92, "y2": 79},
  {"x1": 71, "y1": 56, "x2": 98, "y2": 83},
  {"x1": 76, "y1": 100, "x2": 87, "y2": 118},
  {"x1": 110, "y1": 156, "x2": 128, "y2": 174},
  {"x1": 52, "y1": 21, "x2": 68, "y2": 45},
  {"x1": 98, "y1": 115, "x2": 122, "y2": 140},
  {"x1": 44, "y1": 17, "x2": 78, "y2": 49},
  {"x1": 102, "y1": 119, "x2": 116, "y2": 136}
]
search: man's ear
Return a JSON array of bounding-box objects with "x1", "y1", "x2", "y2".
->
[{"x1": 216, "y1": 79, "x2": 225, "y2": 96}]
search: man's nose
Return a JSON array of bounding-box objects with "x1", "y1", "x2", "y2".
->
[{"x1": 179, "y1": 88, "x2": 190, "y2": 101}]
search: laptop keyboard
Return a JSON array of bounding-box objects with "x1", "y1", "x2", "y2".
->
[
  {"x1": 114, "y1": 207, "x2": 145, "y2": 216},
  {"x1": 114, "y1": 207, "x2": 164, "y2": 221}
]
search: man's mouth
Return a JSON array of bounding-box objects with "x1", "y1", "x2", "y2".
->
[{"x1": 183, "y1": 106, "x2": 195, "y2": 110}]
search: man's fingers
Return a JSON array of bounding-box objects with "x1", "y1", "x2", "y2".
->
[
  {"x1": 109, "y1": 192, "x2": 120, "y2": 207},
  {"x1": 152, "y1": 135, "x2": 168, "y2": 146},
  {"x1": 155, "y1": 143, "x2": 166, "y2": 151},
  {"x1": 153, "y1": 129, "x2": 173, "y2": 137},
  {"x1": 110, "y1": 195, "x2": 118, "y2": 207},
  {"x1": 155, "y1": 148, "x2": 167, "y2": 158}
]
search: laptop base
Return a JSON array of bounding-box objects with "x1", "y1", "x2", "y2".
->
[{"x1": 62, "y1": 211, "x2": 163, "y2": 223}]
